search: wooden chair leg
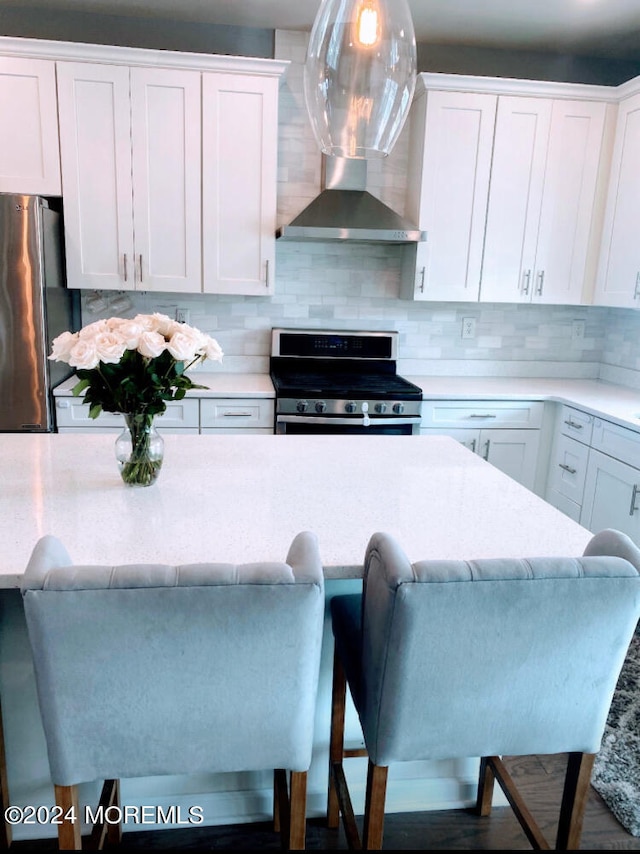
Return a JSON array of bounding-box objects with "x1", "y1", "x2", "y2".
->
[
  {"x1": 105, "y1": 779, "x2": 122, "y2": 847},
  {"x1": 328, "y1": 645, "x2": 347, "y2": 829},
  {"x1": 556, "y1": 752, "x2": 595, "y2": 850},
  {"x1": 0, "y1": 700, "x2": 12, "y2": 850},
  {"x1": 274, "y1": 768, "x2": 288, "y2": 836},
  {"x1": 55, "y1": 784, "x2": 82, "y2": 850},
  {"x1": 288, "y1": 770, "x2": 308, "y2": 850},
  {"x1": 476, "y1": 755, "x2": 496, "y2": 816},
  {"x1": 362, "y1": 761, "x2": 388, "y2": 851}
]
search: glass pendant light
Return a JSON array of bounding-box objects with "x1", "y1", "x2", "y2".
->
[{"x1": 303, "y1": 0, "x2": 417, "y2": 159}]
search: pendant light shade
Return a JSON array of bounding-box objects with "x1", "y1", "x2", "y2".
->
[{"x1": 303, "y1": 0, "x2": 417, "y2": 159}]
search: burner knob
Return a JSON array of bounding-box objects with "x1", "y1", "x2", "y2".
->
[
  {"x1": 296, "y1": 400, "x2": 309, "y2": 413},
  {"x1": 375, "y1": 402, "x2": 387, "y2": 414},
  {"x1": 393, "y1": 402, "x2": 405, "y2": 414},
  {"x1": 315, "y1": 400, "x2": 327, "y2": 413},
  {"x1": 345, "y1": 401, "x2": 357, "y2": 413}
]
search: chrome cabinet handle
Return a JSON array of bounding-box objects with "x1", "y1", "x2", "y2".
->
[
  {"x1": 564, "y1": 419, "x2": 583, "y2": 430},
  {"x1": 123, "y1": 253, "x2": 128, "y2": 282},
  {"x1": 635, "y1": 272, "x2": 640, "y2": 300},
  {"x1": 536, "y1": 270, "x2": 544, "y2": 296},
  {"x1": 468, "y1": 413, "x2": 497, "y2": 419},
  {"x1": 223, "y1": 412, "x2": 253, "y2": 418},
  {"x1": 630, "y1": 484, "x2": 639, "y2": 516},
  {"x1": 482, "y1": 439, "x2": 490, "y2": 460},
  {"x1": 265, "y1": 259, "x2": 270, "y2": 288},
  {"x1": 521, "y1": 269, "x2": 531, "y2": 295},
  {"x1": 419, "y1": 266, "x2": 426, "y2": 293},
  {"x1": 138, "y1": 254, "x2": 143, "y2": 284},
  {"x1": 558, "y1": 463, "x2": 577, "y2": 475}
]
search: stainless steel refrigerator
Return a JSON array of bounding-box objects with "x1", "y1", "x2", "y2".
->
[{"x1": 0, "y1": 193, "x2": 79, "y2": 431}]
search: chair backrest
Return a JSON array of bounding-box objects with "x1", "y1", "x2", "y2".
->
[
  {"x1": 21, "y1": 531, "x2": 325, "y2": 787},
  {"x1": 359, "y1": 529, "x2": 640, "y2": 766}
]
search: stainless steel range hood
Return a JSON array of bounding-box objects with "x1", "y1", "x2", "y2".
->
[{"x1": 276, "y1": 156, "x2": 426, "y2": 244}]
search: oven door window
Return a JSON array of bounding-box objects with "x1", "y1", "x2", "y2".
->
[{"x1": 278, "y1": 420, "x2": 415, "y2": 435}]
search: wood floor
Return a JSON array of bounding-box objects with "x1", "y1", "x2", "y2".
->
[{"x1": 10, "y1": 754, "x2": 640, "y2": 851}]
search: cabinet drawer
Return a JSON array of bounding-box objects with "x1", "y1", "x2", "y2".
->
[
  {"x1": 547, "y1": 433, "x2": 589, "y2": 504},
  {"x1": 591, "y1": 417, "x2": 640, "y2": 469},
  {"x1": 546, "y1": 489, "x2": 582, "y2": 523},
  {"x1": 55, "y1": 397, "x2": 200, "y2": 429},
  {"x1": 559, "y1": 405, "x2": 593, "y2": 444},
  {"x1": 421, "y1": 399, "x2": 543, "y2": 429},
  {"x1": 200, "y1": 398, "x2": 274, "y2": 430}
]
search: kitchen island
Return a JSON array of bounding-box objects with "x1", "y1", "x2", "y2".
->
[{"x1": 0, "y1": 433, "x2": 593, "y2": 840}]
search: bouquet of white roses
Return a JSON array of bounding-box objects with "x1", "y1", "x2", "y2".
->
[{"x1": 49, "y1": 312, "x2": 223, "y2": 420}]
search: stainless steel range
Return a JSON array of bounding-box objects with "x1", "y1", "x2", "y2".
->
[{"x1": 270, "y1": 328, "x2": 422, "y2": 434}]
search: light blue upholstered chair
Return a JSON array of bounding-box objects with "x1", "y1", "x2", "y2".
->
[
  {"x1": 21, "y1": 531, "x2": 325, "y2": 851},
  {"x1": 327, "y1": 528, "x2": 640, "y2": 850}
]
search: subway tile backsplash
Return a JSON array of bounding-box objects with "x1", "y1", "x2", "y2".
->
[{"x1": 77, "y1": 29, "x2": 640, "y2": 387}]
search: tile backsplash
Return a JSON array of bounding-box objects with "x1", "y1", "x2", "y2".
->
[{"x1": 78, "y1": 29, "x2": 640, "y2": 387}]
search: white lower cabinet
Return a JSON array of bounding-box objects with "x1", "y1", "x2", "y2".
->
[
  {"x1": 55, "y1": 397, "x2": 200, "y2": 433},
  {"x1": 581, "y1": 449, "x2": 640, "y2": 538},
  {"x1": 581, "y1": 417, "x2": 640, "y2": 538},
  {"x1": 55, "y1": 395, "x2": 275, "y2": 434},
  {"x1": 545, "y1": 405, "x2": 594, "y2": 521},
  {"x1": 420, "y1": 400, "x2": 543, "y2": 491},
  {"x1": 200, "y1": 398, "x2": 274, "y2": 434}
]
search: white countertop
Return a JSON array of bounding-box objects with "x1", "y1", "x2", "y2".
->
[
  {"x1": 0, "y1": 433, "x2": 592, "y2": 589},
  {"x1": 55, "y1": 373, "x2": 640, "y2": 430},
  {"x1": 53, "y1": 372, "x2": 275, "y2": 399},
  {"x1": 408, "y1": 376, "x2": 640, "y2": 431}
]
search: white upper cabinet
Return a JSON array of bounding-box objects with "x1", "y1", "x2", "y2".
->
[
  {"x1": 130, "y1": 67, "x2": 202, "y2": 293},
  {"x1": 202, "y1": 73, "x2": 278, "y2": 296},
  {"x1": 57, "y1": 61, "x2": 201, "y2": 292},
  {"x1": 0, "y1": 57, "x2": 61, "y2": 195},
  {"x1": 594, "y1": 91, "x2": 640, "y2": 308},
  {"x1": 480, "y1": 97, "x2": 606, "y2": 305},
  {"x1": 401, "y1": 89, "x2": 496, "y2": 302}
]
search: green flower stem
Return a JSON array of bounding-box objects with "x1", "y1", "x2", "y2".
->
[{"x1": 120, "y1": 413, "x2": 163, "y2": 487}]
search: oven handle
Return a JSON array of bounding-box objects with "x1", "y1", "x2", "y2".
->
[{"x1": 276, "y1": 415, "x2": 422, "y2": 427}]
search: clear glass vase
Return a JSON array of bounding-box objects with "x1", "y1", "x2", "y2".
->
[{"x1": 115, "y1": 413, "x2": 164, "y2": 487}]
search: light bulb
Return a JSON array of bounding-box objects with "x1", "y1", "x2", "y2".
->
[{"x1": 356, "y1": 1, "x2": 380, "y2": 47}]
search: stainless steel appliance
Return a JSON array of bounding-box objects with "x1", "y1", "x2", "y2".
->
[
  {"x1": 270, "y1": 328, "x2": 422, "y2": 434},
  {"x1": 0, "y1": 194, "x2": 79, "y2": 431}
]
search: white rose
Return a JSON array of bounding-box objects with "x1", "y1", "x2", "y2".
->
[
  {"x1": 68, "y1": 338, "x2": 100, "y2": 370},
  {"x1": 202, "y1": 337, "x2": 224, "y2": 362},
  {"x1": 116, "y1": 319, "x2": 146, "y2": 350},
  {"x1": 94, "y1": 331, "x2": 127, "y2": 364},
  {"x1": 78, "y1": 319, "x2": 108, "y2": 339},
  {"x1": 133, "y1": 314, "x2": 156, "y2": 332},
  {"x1": 48, "y1": 331, "x2": 78, "y2": 363},
  {"x1": 137, "y1": 330, "x2": 166, "y2": 359},
  {"x1": 150, "y1": 313, "x2": 178, "y2": 337},
  {"x1": 166, "y1": 327, "x2": 202, "y2": 361}
]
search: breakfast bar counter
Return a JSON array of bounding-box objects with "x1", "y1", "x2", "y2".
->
[
  {"x1": 0, "y1": 433, "x2": 591, "y2": 587},
  {"x1": 0, "y1": 433, "x2": 594, "y2": 840}
]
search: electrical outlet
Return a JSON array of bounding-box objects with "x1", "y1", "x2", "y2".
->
[
  {"x1": 175, "y1": 307, "x2": 190, "y2": 325},
  {"x1": 461, "y1": 317, "x2": 476, "y2": 339},
  {"x1": 571, "y1": 320, "x2": 586, "y2": 341}
]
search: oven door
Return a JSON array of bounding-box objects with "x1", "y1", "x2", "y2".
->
[{"x1": 275, "y1": 415, "x2": 421, "y2": 435}]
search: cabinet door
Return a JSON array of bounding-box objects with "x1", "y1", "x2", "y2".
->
[
  {"x1": 403, "y1": 90, "x2": 496, "y2": 301},
  {"x1": 532, "y1": 100, "x2": 606, "y2": 304},
  {"x1": 57, "y1": 62, "x2": 135, "y2": 290},
  {"x1": 0, "y1": 57, "x2": 61, "y2": 195},
  {"x1": 480, "y1": 428, "x2": 540, "y2": 491},
  {"x1": 130, "y1": 67, "x2": 202, "y2": 293},
  {"x1": 480, "y1": 96, "x2": 552, "y2": 303},
  {"x1": 581, "y1": 449, "x2": 640, "y2": 542},
  {"x1": 202, "y1": 73, "x2": 278, "y2": 295},
  {"x1": 594, "y1": 92, "x2": 640, "y2": 308}
]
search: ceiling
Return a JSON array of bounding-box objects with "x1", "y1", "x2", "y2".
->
[{"x1": 4, "y1": 0, "x2": 640, "y2": 60}]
